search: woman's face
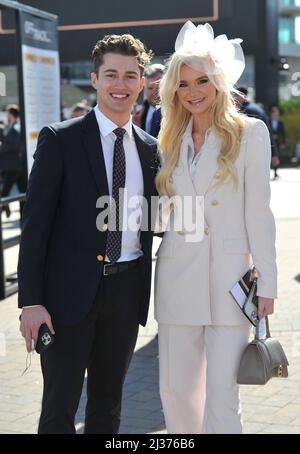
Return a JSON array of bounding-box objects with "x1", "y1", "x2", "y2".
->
[{"x1": 176, "y1": 64, "x2": 217, "y2": 116}]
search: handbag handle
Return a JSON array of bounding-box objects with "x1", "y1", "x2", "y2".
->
[{"x1": 255, "y1": 315, "x2": 271, "y2": 340}]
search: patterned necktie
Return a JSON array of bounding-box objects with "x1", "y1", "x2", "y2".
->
[{"x1": 106, "y1": 127, "x2": 126, "y2": 263}]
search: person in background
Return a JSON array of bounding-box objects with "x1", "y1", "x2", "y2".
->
[
  {"x1": 0, "y1": 120, "x2": 4, "y2": 144},
  {"x1": 0, "y1": 104, "x2": 25, "y2": 218},
  {"x1": 234, "y1": 86, "x2": 280, "y2": 171},
  {"x1": 270, "y1": 106, "x2": 286, "y2": 179},
  {"x1": 0, "y1": 120, "x2": 4, "y2": 189},
  {"x1": 133, "y1": 63, "x2": 165, "y2": 137},
  {"x1": 70, "y1": 101, "x2": 90, "y2": 118},
  {"x1": 293, "y1": 141, "x2": 300, "y2": 166}
]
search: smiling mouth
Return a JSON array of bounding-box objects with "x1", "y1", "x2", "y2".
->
[
  {"x1": 110, "y1": 93, "x2": 130, "y2": 100},
  {"x1": 188, "y1": 98, "x2": 205, "y2": 105}
]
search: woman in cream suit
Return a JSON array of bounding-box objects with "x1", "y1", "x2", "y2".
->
[{"x1": 154, "y1": 22, "x2": 277, "y2": 434}]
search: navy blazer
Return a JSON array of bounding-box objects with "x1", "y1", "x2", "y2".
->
[
  {"x1": 241, "y1": 101, "x2": 279, "y2": 157},
  {"x1": 140, "y1": 101, "x2": 161, "y2": 138},
  {"x1": 17, "y1": 110, "x2": 159, "y2": 326},
  {"x1": 149, "y1": 108, "x2": 162, "y2": 139}
]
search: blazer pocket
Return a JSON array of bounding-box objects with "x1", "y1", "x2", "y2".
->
[
  {"x1": 223, "y1": 237, "x2": 250, "y2": 254},
  {"x1": 155, "y1": 241, "x2": 174, "y2": 258}
]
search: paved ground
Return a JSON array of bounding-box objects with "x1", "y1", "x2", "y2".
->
[{"x1": 0, "y1": 168, "x2": 300, "y2": 434}]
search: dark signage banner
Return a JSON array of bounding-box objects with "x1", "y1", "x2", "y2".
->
[
  {"x1": 18, "y1": 10, "x2": 60, "y2": 173},
  {"x1": 19, "y1": 10, "x2": 58, "y2": 50}
]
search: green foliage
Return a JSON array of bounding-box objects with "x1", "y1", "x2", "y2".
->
[
  {"x1": 279, "y1": 100, "x2": 300, "y2": 158},
  {"x1": 280, "y1": 99, "x2": 300, "y2": 114}
]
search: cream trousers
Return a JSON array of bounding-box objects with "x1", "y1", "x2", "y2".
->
[{"x1": 158, "y1": 324, "x2": 251, "y2": 434}]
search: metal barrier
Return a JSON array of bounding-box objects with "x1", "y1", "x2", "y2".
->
[{"x1": 0, "y1": 194, "x2": 26, "y2": 300}]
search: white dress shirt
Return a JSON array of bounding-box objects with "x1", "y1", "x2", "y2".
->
[
  {"x1": 187, "y1": 128, "x2": 212, "y2": 180},
  {"x1": 271, "y1": 119, "x2": 279, "y2": 131},
  {"x1": 94, "y1": 106, "x2": 144, "y2": 262}
]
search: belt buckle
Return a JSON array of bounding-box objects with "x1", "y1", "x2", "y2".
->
[{"x1": 103, "y1": 263, "x2": 114, "y2": 276}]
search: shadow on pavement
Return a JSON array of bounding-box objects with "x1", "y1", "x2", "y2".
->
[{"x1": 75, "y1": 334, "x2": 166, "y2": 434}]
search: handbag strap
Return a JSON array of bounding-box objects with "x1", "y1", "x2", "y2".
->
[{"x1": 255, "y1": 316, "x2": 271, "y2": 340}]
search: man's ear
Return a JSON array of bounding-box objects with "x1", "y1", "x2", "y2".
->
[
  {"x1": 139, "y1": 76, "x2": 145, "y2": 93},
  {"x1": 90, "y1": 72, "x2": 98, "y2": 90}
]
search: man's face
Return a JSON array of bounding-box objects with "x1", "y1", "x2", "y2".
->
[
  {"x1": 7, "y1": 112, "x2": 16, "y2": 125},
  {"x1": 144, "y1": 74, "x2": 162, "y2": 106},
  {"x1": 270, "y1": 107, "x2": 280, "y2": 119},
  {"x1": 91, "y1": 53, "x2": 144, "y2": 121}
]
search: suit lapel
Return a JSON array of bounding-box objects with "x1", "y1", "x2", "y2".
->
[
  {"x1": 133, "y1": 126, "x2": 154, "y2": 200},
  {"x1": 193, "y1": 132, "x2": 221, "y2": 195},
  {"x1": 175, "y1": 138, "x2": 197, "y2": 197},
  {"x1": 82, "y1": 110, "x2": 109, "y2": 196},
  {"x1": 177, "y1": 127, "x2": 221, "y2": 197},
  {"x1": 133, "y1": 126, "x2": 157, "y2": 243}
]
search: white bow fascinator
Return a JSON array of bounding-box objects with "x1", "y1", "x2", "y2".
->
[{"x1": 174, "y1": 21, "x2": 245, "y2": 90}]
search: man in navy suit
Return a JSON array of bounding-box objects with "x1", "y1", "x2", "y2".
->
[
  {"x1": 0, "y1": 105, "x2": 26, "y2": 217},
  {"x1": 270, "y1": 106, "x2": 286, "y2": 179},
  {"x1": 234, "y1": 85, "x2": 279, "y2": 164},
  {"x1": 133, "y1": 63, "x2": 164, "y2": 138},
  {"x1": 18, "y1": 33, "x2": 159, "y2": 434}
]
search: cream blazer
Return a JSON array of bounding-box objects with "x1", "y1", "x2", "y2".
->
[{"x1": 154, "y1": 117, "x2": 277, "y2": 326}]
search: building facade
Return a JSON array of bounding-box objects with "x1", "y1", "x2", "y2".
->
[
  {"x1": 0, "y1": 0, "x2": 298, "y2": 110},
  {"x1": 279, "y1": 0, "x2": 300, "y2": 99}
]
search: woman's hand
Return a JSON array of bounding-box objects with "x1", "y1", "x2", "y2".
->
[{"x1": 258, "y1": 297, "x2": 274, "y2": 319}]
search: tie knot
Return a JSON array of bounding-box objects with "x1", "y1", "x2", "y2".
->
[{"x1": 113, "y1": 128, "x2": 126, "y2": 140}]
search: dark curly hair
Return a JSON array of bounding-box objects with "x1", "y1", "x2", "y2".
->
[{"x1": 91, "y1": 34, "x2": 153, "y2": 76}]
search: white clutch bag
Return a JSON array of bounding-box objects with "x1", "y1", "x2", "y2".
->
[{"x1": 229, "y1": 267, "x2": 259, "y2": 326}]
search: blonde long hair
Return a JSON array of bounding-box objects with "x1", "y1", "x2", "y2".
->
[{"x1": 156, "y1": 53, "x2": 245, "y2": 197}]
